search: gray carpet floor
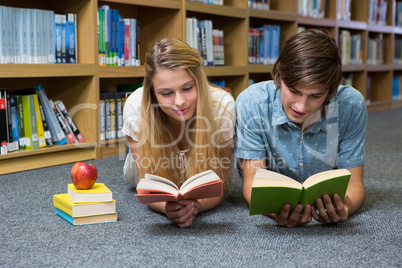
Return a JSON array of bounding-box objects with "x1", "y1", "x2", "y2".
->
[{"x1": 0, "y1": 108, "x2": 401, "y2": 267}]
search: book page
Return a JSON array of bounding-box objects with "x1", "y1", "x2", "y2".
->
[
  {"x1": 303, "y1": 169, "x2": 351, "y2": 188},
  {"x1": 180, "y1": 170, "x2": 220, "y2": 193},
  {"x1": 253, "y1": 168, "x2": 302, "y2": 188},
  {"x1": 144, "y1": 173, "x2": 179, "y2": 190}
]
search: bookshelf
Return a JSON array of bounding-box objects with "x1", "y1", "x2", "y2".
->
[{"x1": 1, "y1": 0, "x2": 402, "y2": 174}]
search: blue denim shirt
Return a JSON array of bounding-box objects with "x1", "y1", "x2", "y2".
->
[{"x1": 235, "y1": 81, "x2": 367, "y2": 183}]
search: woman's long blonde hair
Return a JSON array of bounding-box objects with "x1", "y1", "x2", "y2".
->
[{"x1": 138, "y1": 37, "x2": 232, "y2": 190}]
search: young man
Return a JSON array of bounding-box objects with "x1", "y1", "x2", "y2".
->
[{"x1": 236, "y1": 29, "x2": 367, "y2": 228}]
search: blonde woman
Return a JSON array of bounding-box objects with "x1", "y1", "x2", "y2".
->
[{"x1": 122, "y1": 37, "x2": 236, "y2": 228}]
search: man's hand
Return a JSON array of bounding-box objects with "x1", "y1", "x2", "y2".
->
[
  {"x1": 311, "y1": 194, "x2": 351, "y2": 223},
  {"x1": 273, "y1": 204, "x2": 312, "y2": 228},
  {"x1": 165, "y1": 200, "x2": 200, "y2": 228}
]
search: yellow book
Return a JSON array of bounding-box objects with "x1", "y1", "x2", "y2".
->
[
  {"x1": 68, "y1": 183, "x2": 113, "y2": 203},
  {"x1": 33, "y1": 94, "x2": 47, "y2": 148},
  {"x1": 54, "y1": 193, "x2": 116, "y2": 217},
  {"x1": 21, "y1": 95, "x2": 39, "y2": 150}
]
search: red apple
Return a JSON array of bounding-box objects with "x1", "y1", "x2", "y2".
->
[{"x1": 71, "y1": 162, "x2": 98, "y2": 190}]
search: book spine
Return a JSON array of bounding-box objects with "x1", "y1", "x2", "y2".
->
[
  {"x1": 105, "y1": 94, "x2": 111, "y2": 140},
  {"x1": 110, "y1": 94, "x2": 116, "y2": 139},
  {"x1": 0, "y1": 89, "x2": 9, "y2": 152},
  {"x1": 115, "y1": 92, "x2": 124, "y2": 139},
  {"x1": 47, "y1": 10, "x2": 55, "y2": 64},
  {"x1": 54, "y1": 14, "x2": 62, "y2": 63},
  {"x1": 99, "y1": 93, "x2": 106, "y2": 141},
  {"x1": 33, "y1": 94, "x2": 47, "y2": 148},
  {"x1": 55, "y1": 100, "x2": 84, "y2": 142},
  {"x1": 13, "y1": 8, "x2": 21, "y2": 64},
  {"x1": 60, "y1": 14, "x2": 67, "y2": 63},
  {"x1": 41, "y1": 9, "x2": 48, "y2": 64},
  {"x1": 16, "y1": 96, "x2": 27, "y2": 150},
  {"x1": 0, "y1": 7, "x2": 7, "y2": 63},
  {"x1": 50, "y1": 100, "x2": 77, "y2": 144},
  {"x1": 39, "y1": 103, "x2": 53, "y2": 146}
]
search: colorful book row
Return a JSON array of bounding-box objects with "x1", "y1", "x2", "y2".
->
[
  {"x1": 248, "y1": 25, "x2": 280, "y2": 65},
  {"x1": 0, "y1": 5, "x2": 77, "y2": 64},
  {"x1": 98, "y1": 5, "x2": 140, "y2": 67},
  {"x1": 186, "y1": 18, "x2": 225, "y2": 66},
  {"x1": 0, "y1": 85, "x2": 83, "y2": 155}
]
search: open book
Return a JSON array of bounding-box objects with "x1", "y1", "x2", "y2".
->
[
  {"x1": 249, "y1": 168, "x2": 351, "y2": 215},
  {"x1": 135, "y1": 170, "x2": 223, "y2": 204}
]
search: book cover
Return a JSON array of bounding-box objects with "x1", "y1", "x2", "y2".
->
[
  {"x1": 54, "y1": 193, "x2": 116, "y2": 217},
  {"x1": 249, "y1": 169, "x2": 351, "y2": 215},
  {"x1": 68, "y1": 183, "x2": 113, "y2": 203},
  {"x1": 55, "y1": 208, "x2": 117, "y2": 225},
  {"x1": 135, "y1": 170, "x2": 223, "y2": 204}
]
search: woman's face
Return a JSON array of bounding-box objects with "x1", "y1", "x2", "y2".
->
[
  {"x1": 280, "y1": 81, "x2": 329, "y2": 129},
  {"x1": 153, "y1": 69, "x2": 198, "y2": 126}
]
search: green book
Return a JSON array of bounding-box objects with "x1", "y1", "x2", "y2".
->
[{"x1": 249, "y1": 168, "x2": 351, "y2": 215}]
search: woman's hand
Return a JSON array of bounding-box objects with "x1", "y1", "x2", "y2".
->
[
  {"x1": 273, "y1": 204, "x2": 312, "y2": 228},
  {"x1": 311, "y1": 194, "x2": 350, "y2": 223},
  {"x1": 165, "y1": 200, "x2": 200, "y2": 228}
]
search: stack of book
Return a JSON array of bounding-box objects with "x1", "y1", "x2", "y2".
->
[{"x1": 54, "y1": 183, "x2": 117, "y2": 225}]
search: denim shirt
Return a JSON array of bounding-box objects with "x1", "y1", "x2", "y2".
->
[{"x1": 235, "y1": 81, "x2": 367, "y2": 183}]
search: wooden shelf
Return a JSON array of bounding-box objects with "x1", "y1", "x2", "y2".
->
[
  {"x1": 105, "y1": 0, "x2": 181, "y2": 9},
  {"x1": 186, "y1": 1, "x2": 247, "y2": 18},
  {"x1": 248, "y1": 64, "x2": 274, "y2": 73},
  {"x1": 248, "y1": 9, "x2": 296, "y2": 21},
  {"x1": 98, "y1": 66, "x2": 145, "y2": 78},
  {"x1": 0, "y1": 64, "x2": 95, "y2": 78}
]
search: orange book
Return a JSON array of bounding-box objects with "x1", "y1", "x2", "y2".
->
[{"x1": 135, "y1": 170, "x2": 223, "y2": 204}]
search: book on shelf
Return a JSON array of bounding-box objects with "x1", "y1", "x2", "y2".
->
[
  {"x1": 21, "y1": 95, "x2": 39, "y2": 150},
  {"x1": 54, "y1": 100, "x2": 84, "y2": 142},
  {"x1": 297, "y1": 0, "x2": 326, "y2": 18},
  {"x1": 0, "y1": 5, "x2": 76, "y2": 64},
  {"x1": 35, "y1": 85, "x2": 67, "y2": 145},
  {"x1": 8, "y1": 95, "x2": 20, "y2": 152},
  {"x1": 54, "y1": 193, "x2": 116, "y2": 217},
  {"x1": 249, "y1": 168, "x2": 351, "y2": 216},
  {"x1": 97, "y1": 6, "x2": 140, "y2": 67},
  {"x1": 65, "y1": 13, "x2": 77, "y2": 63},
  {"x1": 38, "y1": 101, "x2": 53, "y2": 146},
  {"x1": 0, "y1": 89, "x2": 9, "y2": 153},
  {"x1": 33, "y1": 94, "x2": 47, "y2": 148},
  {"x1": 68, "y1": 183, "x2": 113, "y2": 203},
  {"x1": 248, "y1": 0, "x2": 269, "y2": 10},
  {"x1": 55, "y1": 208, "x2": 117, "y2": 225},
  {"x1": 50, "y1": 99, "x2": 77, "y2": 144},
  {"x1": 135, "y1": 170, "x2": 223, "y2": 204}
]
